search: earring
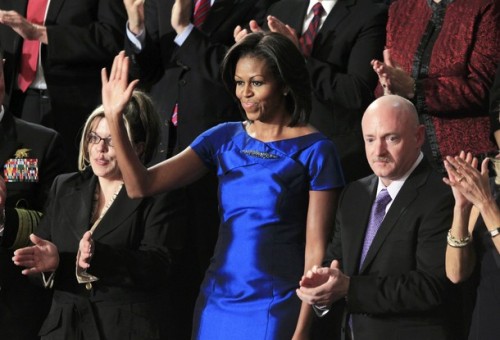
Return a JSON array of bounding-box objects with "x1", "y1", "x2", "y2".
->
[{"x1": 283, "y1": 92, "x2": 288, "y2": 96}]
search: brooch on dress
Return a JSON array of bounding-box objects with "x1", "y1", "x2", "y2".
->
[{"x1": 241, "y1": 150, "x2": 279, "y2": 159}]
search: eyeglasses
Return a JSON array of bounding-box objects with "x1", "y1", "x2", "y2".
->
[{"x1": 88, "y1": 132, "x2": 113, "y2": 147}]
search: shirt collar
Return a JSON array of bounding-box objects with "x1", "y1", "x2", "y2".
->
[
  {"x1": 376, "y1": 152, "x2": 424, "y2": 200},
  {"x1": 0, "y1": 106, "x2": 4, "y2": 123},
  {"x1": 307, "y1": 0, "x2": 338, "y2": 16}
]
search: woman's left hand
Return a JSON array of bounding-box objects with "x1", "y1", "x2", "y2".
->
[
  {"x1": 444, "y1": 152, "x2": 492, "y2": 209},
  {"x1": 101, "y1": 51, "x2": 139, "y2": 122}
]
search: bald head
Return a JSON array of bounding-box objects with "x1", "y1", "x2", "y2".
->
[
  {"x1": 362, "y1": 95, "x2": 425, "y2": 185},
  {"x1": 362, "y1": 95, "x2": 419, "y2": 130}
]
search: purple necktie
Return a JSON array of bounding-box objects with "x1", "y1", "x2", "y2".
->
[
  {"x1": 359, "y1": 188, "x2": 392, "y2": 268},
  {"x1": 299, "y1": 2, "x2": 324, "y2": 57}
]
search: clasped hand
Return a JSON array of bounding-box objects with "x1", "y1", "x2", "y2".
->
[{"x1": 296, "y1": 260, "x2": 350, "y2": 308}]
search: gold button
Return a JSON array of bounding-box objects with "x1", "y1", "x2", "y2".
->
[{"x1": 85, "y1": 282, "x2": 92, "y2": 290}]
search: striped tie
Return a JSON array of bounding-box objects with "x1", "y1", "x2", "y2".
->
[
  {"x1": 193, "y1": 0, "x2": 210, "y2": 28},
  {"x1": 299, "y1": 2, "x2": 324, "y2": 57}
]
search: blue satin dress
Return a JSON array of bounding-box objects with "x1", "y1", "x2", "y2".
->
[{"x1": 190, "y1": 123, "x2": 344, "y2": 339}]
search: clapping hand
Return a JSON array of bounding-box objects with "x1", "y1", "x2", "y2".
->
[
  {"x1": 371, "y1": 49, "x2": 415, "y2": 98},
  {"x1": 12, "y1": 234, "x2": 59, "y2": 275}
]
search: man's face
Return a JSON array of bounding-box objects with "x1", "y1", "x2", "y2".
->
[{"x1": 362, "y1": 103, "x2": 424, "y2": 186}]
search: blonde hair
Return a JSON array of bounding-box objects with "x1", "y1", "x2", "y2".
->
[{"x1": 77, "y1": 90, "x2": 160, "y2": 171}]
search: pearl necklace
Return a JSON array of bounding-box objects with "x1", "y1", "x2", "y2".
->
[{"x1": 91, "y1": 182, "x2": 123, "y2": 228}]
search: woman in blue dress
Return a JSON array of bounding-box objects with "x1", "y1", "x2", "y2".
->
[{"x1": 102, "y1": 32, "x2": 345, "y2": 339}]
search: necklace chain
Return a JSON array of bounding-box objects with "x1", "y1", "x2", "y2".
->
[{"x1": 92, "y1": 183, "x2": 123, "y2": 225}]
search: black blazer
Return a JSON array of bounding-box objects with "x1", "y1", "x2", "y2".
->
[
  {"x1": 0, "y1": 111, "x2": 66, "y2": 340},
  {"x1": 267, "y1": 0, "x2": 387, "y2": 182},
  {"x1": 126, "y1": 0, "x2": 277, "y2": 161},
  {"x1": 0, "y1": 0, "x2": 127, "y2": 164},
  {"x1": 326, "y1": 160, "x2": 459, "y2": 339},
  {"x1": 35, "y1": 170, "x2": 172, "y2": 339}
]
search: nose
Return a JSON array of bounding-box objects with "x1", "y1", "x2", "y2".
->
[
  {"x1": 241, "y1": 83, "x2": 253, "y2": 97},
  {"x1": 95, "y1": 139, "x2": 108, "y2": 152},
  {"x1": 373, "y1": 139, "x2": 386, "y2": 155}
]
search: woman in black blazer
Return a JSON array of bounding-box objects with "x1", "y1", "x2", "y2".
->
[{"x1": 13, "y1": 91, "x2": 172, "y2": 340}]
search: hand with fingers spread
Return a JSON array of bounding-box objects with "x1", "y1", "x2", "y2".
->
[
  {"x1": 101, "y1": 51, "x2": 139, "y2": 123},
  {"x1": 296, "y1": 260, "x2": 349, "y2": 308},
  {"x1": 12, "y1": 234, "x2": 59, "y2": 275}
]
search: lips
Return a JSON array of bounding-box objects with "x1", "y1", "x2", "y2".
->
[
  {"x1": 241, "y1": 101, "x2": 257, "y2": 110},
  {"x1": 94, "y1": 158, "x2": 109, "y2": 166}
]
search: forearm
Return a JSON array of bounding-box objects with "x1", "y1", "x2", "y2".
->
[
  {"x1": 478, "y1": 198, "x2": 500, "y2": 253},
  {"x1": 446, "y1": 205, "x2": 476, "y2": 283},
  {"x1": 107, "y1": 115, "x2": 152, "y2": 198}
]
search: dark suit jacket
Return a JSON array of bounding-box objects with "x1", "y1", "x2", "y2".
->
[
  {"x1": 126, "y1": 0, "x2": 277, "y2": 160},
  {"x1": 0, "y1": 111, "x2": 66, "y2": 340},
  {"x1": 0, "y1": 0, "x2": 127, "y2": 166},
  {"x1": 325, "y1": 160, "x2": 458, "y2": 340},
  {"x1": 35, "y1": 170, "x2": 172, "y2": 339},
  {"x1": 267, "y1": 0, "x2": 387, "y2": 182}
]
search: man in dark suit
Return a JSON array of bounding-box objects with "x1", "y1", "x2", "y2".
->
[
  {"x1": 235, "y1": 0, "x2": 387, "y2": 182},
  {"x1": 297, "y1": 95, "x2": 460, "y2": 339},
  {"x1": 123, "y1": 0, "x2": 277, "y2": 338},
  {"x1": 0, "y1": 49, "x2": 67, "y2": 340},
  {"x1": 0, "y1": 0, "x2": 127, "y2": 169}
]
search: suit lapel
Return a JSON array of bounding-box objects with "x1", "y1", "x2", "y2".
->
[
  {"x1": 359, "y1": 162, "x2": 430, "y2": 273},
  {"x1": 343, "y1": 176, "x2": 377, "y2": 276},
  {"x1": 91, "y1": 187, "x2": 143, "y2": 240},
  {"x1": 280, "y1": 0, "x2": 308, "y2": 33},
  {"x1": 201, "y1": 0, "x2": 233, "y2": 34},
  {"x1": 314, "y1": 0, "x2": 354, "y2": 52},
  {"x1": 58, "y1": 173, "x2": 95, "y2": 240},
  {"x1": 45, "y1": 0, "x2": 65, "y2": 23}
]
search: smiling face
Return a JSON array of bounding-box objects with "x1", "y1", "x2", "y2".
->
[
  {"x1": 234, "y1": 56, "x2": 286, "y2": 123},
  {"x1": 362, "y1": 96, "x2": 425, "y2": 186},
  {"x1": 87, "y1": 117, "x2": 122, "y2": 181}
]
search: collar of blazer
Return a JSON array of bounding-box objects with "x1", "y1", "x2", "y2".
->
[
  {"x1": 353, "y1": 160, "x2": 433, "y2": 274},
  {"x1": 58, "y1": 170, "x2": 143, "y2": 241}
]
